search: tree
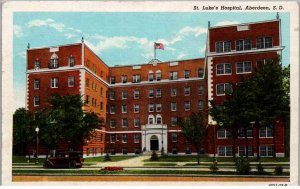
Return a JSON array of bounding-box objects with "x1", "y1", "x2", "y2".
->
[
  {"x1": 178, "y1": 112, "x2": 206, "y2": 165},
  {"x1": 13, "y1": 108, "x2": 35, "y2": 157}
]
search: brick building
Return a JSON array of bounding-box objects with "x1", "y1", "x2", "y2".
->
[{"x1": 25, "y1": 17, "x2": 286, "y2": 157}]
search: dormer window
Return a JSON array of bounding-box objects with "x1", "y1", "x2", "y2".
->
[
  {"x1": 50, "y1": 53, "x2": 59, "y2": 69},
  {"x1": 34, "y1": 60, "x2": 40, "y2": 69},
  {"x1": 69, "y1": 55, "x2": 75, "y2": 67}
]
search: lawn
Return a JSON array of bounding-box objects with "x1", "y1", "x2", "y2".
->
[
  {"x1": 83, "y1": 155, "x2": 138, "y2": 163},
  {"x1": 13, "y1": 156, "x2": 46, "y2": 164},
  {"x1": 144, "y1": 156, "x2": 290, "y2": 163}
]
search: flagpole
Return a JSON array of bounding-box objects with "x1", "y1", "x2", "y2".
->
[{"x1": 154, "y1": 42, "x2": 156, "y2": 59}]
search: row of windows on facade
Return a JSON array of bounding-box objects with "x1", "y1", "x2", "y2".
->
[
  {"x1": 217, "y1": 127, "x2": 274, "y2": 139},
  {"x1": 110, "y1": 86, "x2": 204, "y2": 101},
  {"x1": 217, "y1": 145, "x2": 275, "y2": 157},
  {"x1": 216, "y1": 59, "x2": 274, "y2": 75},
  {"x1": 109, "y1": 69, "x2": 204, "y2": 84},
  {"x1": 34, "y1": 54, "x2": 74, "y2": 70},
  {"x1": 33, "y1": 76, "x2": 75, "y2": 90},
  {"x1": 108, "y1": 133, "x2": 178, "y2": 143},
  {"x1": 110, "y1": 115, "x2": 179, "y2": 128},
  {"x1": 215, "y1": 36, "x2": 273, "y2": 53},
  {"x1": 110, "y1": 100, "x2": 204, "y2": 115},
  {"x1": 85, "y1": 147, "x2": 104, "y2": 157}
]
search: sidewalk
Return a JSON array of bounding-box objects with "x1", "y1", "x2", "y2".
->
[{"x1": 92, "y1": 155, "x2": 150, "y2": 167}]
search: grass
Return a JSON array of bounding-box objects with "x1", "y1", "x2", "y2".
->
[
  {"x1": 83, "y1": 155, "x2": 138, "y2": 163},
  {"x1": 13, "y1": 156, "x2": 46, "y2": 164},
  {"x1": 144, "y1": 156, "x2": 290, "y2": 163},
  {"x1": 12, "y1": 169, "x2": 290, "y2": 176},
  {"x1": 143, "y1": 163, "x2": 177, "y2": 166}
]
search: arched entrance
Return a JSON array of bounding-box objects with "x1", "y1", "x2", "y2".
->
[{"x1": 150, "y1": 135, "x2": 159, "y2": 151}]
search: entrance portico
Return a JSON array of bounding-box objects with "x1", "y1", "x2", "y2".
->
[{"x1": 141, "y1": 124, "x2": 168, "y2": 153}]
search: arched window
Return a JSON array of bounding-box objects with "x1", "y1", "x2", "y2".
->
[
  {"x1": 148, "y1": 70, "x2": 154, "y2": 81},
  {"x1": 50, "y1": 53, "x2": 59, "y2": 68},
  {"x1": 148, "y1": 115, "x2": 155, "y2": 124},
  {"x1": 69, "y1": 55, "x2": 75, "y2": 67},
  {"x1": 156, "y1": 114, "x2": 162, "y2": 124},
  {"x1": 156, "y1": 70, "x2": 161, "y2": 81}
]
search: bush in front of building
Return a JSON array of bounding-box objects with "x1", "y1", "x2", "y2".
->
[
  {"x1": 236, "y1": 157, "x2": 251, "y2": 175},
  {"x1": 256, "y1": 162, "x2": 264, "y2": 174},
  {"x1": 104, "y1": 153, "x2": 112, "y2": 161},
  {"x1": 274, "y1": 166, "x2": 283, "y2": 175},
  {"x1": 210, "y1": 158, "x2": 219, "y2": 173},
  {"x1": 150, "y1": 151, "x2": 159, "y2": 161}
]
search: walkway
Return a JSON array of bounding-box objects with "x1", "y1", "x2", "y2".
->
[{"x1": 93, "y1": 155, "x2": 150, "y2": 167}]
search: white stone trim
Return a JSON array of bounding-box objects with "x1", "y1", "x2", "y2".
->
[
  {"x1": 25, "y1": 74, "x2": 29, "y2": 110},
  {"x1": 276, "y1": 153, "x2": 285, "y2": 157},
  {"x1": 207, "y1": 46, "x2": 284, "y2": 57},
  {"x1": 168, "y1": 130, "x2": 182, "y2": 132}
]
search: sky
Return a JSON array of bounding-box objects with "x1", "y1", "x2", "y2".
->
[{"x1": 13, "y1": 12, "x2": 290, "y2": 110}]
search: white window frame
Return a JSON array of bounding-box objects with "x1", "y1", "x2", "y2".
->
[
  {"x1": 34, "y1": 79, "x2": 40, "y2": 89},
  {"x1": 156, "y1": 115, "x2": 162, "y2": 124},
  {"x1": 110, "y1": 134, "x2": 116, "y2": 143},
  {"x1": 216, "y1": 63, "x2": 232, "y2": 75},
  {"x1": 34, "y1": 60, "x2": 40, "y2": 69},
  {"x1": 238, "y1": 146, "x2": 254, "y2": 157},
  {"x1": 156, "y1": 88, "x2": 162, "y2": 98},
  {"x1": 156, "y1": 104, "x2": 162, "y2": 112},
  {"x1": 148, "y1": 103, "x2": 154, "y2": 112},
  {"x1": 171, "y1": 117, "x2": 177, "y2": 126},
  {"x1": 172, "y1": 133, "x2": 177, "y2": 142},
  {"x1": 110, "y1": 105, "x2": 116, "y2": 114},
  {"x1": 236, "y1": 39, "x2": 251, "y2": 51},
  {"x1": 110, "y1": 91, "x2": 115, "y2": 100},
  {"x1": 134, "y1": 90, "x2": 140, "y2": 99},
  {"x1": 184, "y1": 70, "x2": 190, "y2": 79},
  {"x1": 148, "y1": 71, "x2": 154, "y2": 81},
  {"x1": 122, "y1": 118, "x2": 128, "y2": 127},
  {"x1": 122, "y1": 91, "x2": 127, "y2": 99},
  {"x1": 134, "y1": 118, "x2": 140, "y2": 127},
  {"x1": 134, "y1": 134, "x2": 140, "y2": 143},
  {"x1": 34, "y1": 96, "x2": 40, "y2": 107},
  {"x1": 51, "y1": 78, "x2": 58, "y2": 88},
  {"x1": 171, "y1": 102, "x2": 177, "y2": 112},
  {"x1": 69, "y1": 55, "x2": 75, "y2": 67},
  {"x1": 171, "y1": 88, "x2": 177, "y2": 97},
  {"x1": 184, "y1": 101, "x2": 190, "y2": 111},
  {"x1": 259, "y1": 126, "x2": 273, "y2": 138},
  {"x1": 198, "y1": 68, "x2": 204, "y2": 78},
  {"x1": 122, "y1": 134, "x2": 127, "y2": 143},
  {"x1": 148, "y1": 89, "x2": 154, "y2": 98},
  {"x1": 217, "y1": 146, "x2": 233, "y2": 157},
  {"x1": 133, "y1": 75, "x2": 141, "y2": 83},
  {"x1": 121, "y1": 75, "x2": 127, "y2": 83},
  {"x1": 184, "y1": 87, "x2": 190, "y2": 96},
  {"x1": 236, "y1": 61, "x2": 252, "y2": 74},
  {"x1": 217, "y1": 128, "x2": 231, "y2": 139},
  {"x1": 198, "y1": 85, "x2": 203, "y2": 95},
  {"x1": 238, "y1": 128, "x2": 253, "y2": 138},
  {"x1": 216, "y1": 83, "x2": 232, "y2": 96},
  {"x1": 110, "y1": 119, "x2": 116, "y2": 128},
  {"x1": 50, "y1": 53, "x2": 59, "y2": 68},
  {"x1": 216, "y1": 41, "x2": 231, "y2": 53},
  {"x1": 122, "y1": 104, "x2": 127, "y2": 113},
  {"x1": 257, "y1": 36, "x2": 273, "y2": 49},
  {"x1": 156, "y1": 70, "x2": 161, "y2": 81},
  {"x1": 259, "y1": 145, "x2": 274, "y2": 157},
  {"x1": 134, "y1": 104, "x2": 140, "y2": 113},
  {"x1": 169, "y1": 71, "x2": 178, "y2": 80},
  {"x1": 198, "y1": 100, "x2": 203, "y2": 110},
  {"x1": 68, "y1": 76, "x2": 75, "y2": 87},
  {"x1": 110, "y1": 76, "x2": 116, "y2": 84}
]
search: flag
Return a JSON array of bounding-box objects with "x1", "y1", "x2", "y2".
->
[{"x1": 154, "y1": 42, "x2": 164, "y2": 50}]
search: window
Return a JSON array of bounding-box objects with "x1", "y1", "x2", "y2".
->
[
  {"x1": 217, "y1": 146, "x2": 233, "y2": 157},
  {"x1": 216, "y1": 63, "x2": 231, "y2": 75},
  {"x1": 217, "y1": 128, "x2": 231, "y2": 139},
  {"x1": 110, "y1": 119, "x2": 116, "y2": 128},
  {"x1": 86, "y1": 60, "x2": 90, "y2": 68},
  {"x1": 149, "y1": 103, "x2": 154, "y2": 112},
  {"x1": 86, "y1": 148, "x2": 90, "y2": 156},
  {"x1": 121, "y1": 75, "x2": 127, "y2": 83},
  {"x1": 259, "y1": 126, "x2": 273, "y2": 138},
  {"x1": 148, "y1": 89, "x2": 154, "y2": 98},
  {"x1": 100, "y1": 102, "x2": 103, "y2": 110},
  {"x1": 134, "y1": 90, "x2": 140, "y2": 99},
  {"x1": 122, "y1": 104, "x2": 127, "y2": 113},
  {"x1": 34, "y1": 60, "x2": 40, "y2": 69},
  {"x1": 184, "y1": 101, "x2": 190, "y2": 111},
  {"x1": 34, "y1": 79, "x2": 40, "y2": 89},
  {"x1": 110, "y1": 76, "x2": 115, "y2": 84},
  {"x1": 186, "y1": 147, "x2": 191, "y2": 154},
  {"x1": 110, "y1": 134, "x2": 116, "y2": 143},
  {"x1": 257, "y1": 36, "x2": 273, "y2": 49},
  {"x1": 110, "y1": 91, "x2": 115, "y2": 100},
  {"x1": 122, "y1": 91, "x2": 127, "y2": 99},
  {"x1": 171, "y1": 88, "x2": 177, "y2": 97},
  {"x1": 169, "y1": 71, "x2": 178, "y2": 80},
  {"x1": 238, "y1": 128, "x2": 253, "y2": 138},
  {"x1": 259, "y1": 146, "x2": 274, "y2": 157},
  {"x1": 133, "y1": 75, "x2": 141, "y2": 83},
  {"x1": 148, "y1": 117, "x2": 154, "y2": 124},
  {"x1": 86, "y1": 95, "x2": 90, "y2": 104},
  {"x1": 51, "y1": 78, "x2": 58, "y2": 88},
  {"x1": 216, "y1": 83, "x2": 232, "y2": 96},
  {"x1": 110, "y1": 105, "x2": 116, "y2": 114},
  {"x1": 171, "y1": 102, "x2": 177, "y2": 111},
  {"x1": 198, "y1": 100, "x2": 204, "y2": 110},
  {"x1": 184, "y1": 70, "x2": 190, "y2": 79},
  {"x1": 236, "y1": 39, "x2": 251, "y2": 51},
  {"x1": 172, "y1": 133, "x2": 177, "y2": 142},
  {"x1": 156, "y1": 104, "x2": 162, "y2": 112},
  {"x1": 156, "y1": 88, "x2": 162, "y2": 98},
  {"x1": 68, "y1": 76, "x2": 75, "y2": 87},
  {"x1": 198, "y1": 86, "x2": 204, "y2": 95},
  {"x1": 34, "y1": 96, "x2": 40, "y2": 107},
  {"x1": 134, "y1": 134, "x2": 140, "y2": 143},
  {"x1": 156, "y1": 70, "x2": 161, "y2": 81},
  {"x1": 256, "y1": 59, "x2": 273, "y2": 69},
  {"x1": 172, "y1": 148, "x2": 178, "y2": 154},
  {"x1": 198, "y1": 68, "x2": 204, "y2": 78},
  {"x1": 156, "y1": 116, "x2": 162, "y2": 124},
  {"x1": 100, "y1": 87, "x2": 103, "y2": 96},
  {"x1": 122, "y1": 134, "x2": 127, "y2": 143},
  {"x1": 238, "y1": 146, "x2": 253, "y2": 157},
  {"x1": 171, "y1": 117, "x2": 177, "y2": 126},
  {"x1": 69, "y1": 55, "x2": 75, "y2": 67},
  {"x1": 86, "y1": 79, "x2": 89, "y2": 88},
  {"x1": 236, "y1": 61, "x2": 252, "y2": 73},
  {"x1": 122, "y1": 118, "x2": 128, "y2": 127},
  {"x1": 148, "y1": 71, "x2": 154, "y2": 81},
  {"x1": 50, "y1": 53, "x2": 59, "y2": 68},
  {"x1": 134, "y1": 104, "x2": 139, "y2": 113},
  {"x1": 134, "y1": 118, "x2": 140, "y2": 127},
  {"x1": 216, "y1": 41, "x2": 231, "y2": 53},
  {"x1": 184, "y1": 87, "x2": 190, "y2": 96}
]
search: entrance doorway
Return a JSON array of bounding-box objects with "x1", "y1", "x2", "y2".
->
[{"x1": 150, "y1": 135, "x2": 158, "y2": 151}]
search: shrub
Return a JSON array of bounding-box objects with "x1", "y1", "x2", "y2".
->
[
  {"x1": 210, "y1": 159, "x2": 219, "y2": 173},
  {"x1": 274, "y1": 166, "x2": 283, "y2": 175},
  {"x1": 257, "y1": 162, "x2": 264, "y2": 174},
  {"x1": 236, "y1": 157, "x2": 251, "y2": 175},
  {"x1": 150, "y1": 151, "x2": 159, "y2": 161},
  {"x1": 104, "y1": 153, "x2": 111, "y2": 161}
]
